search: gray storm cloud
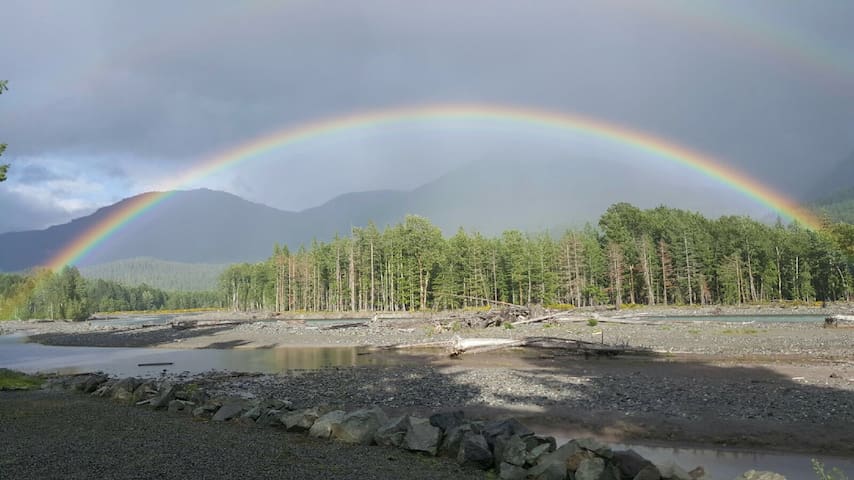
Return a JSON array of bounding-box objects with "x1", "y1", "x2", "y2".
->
[{"x1": 1, "y1": 0, "x2": 853, "y2": 232}]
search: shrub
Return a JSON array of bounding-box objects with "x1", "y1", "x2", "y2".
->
[
  {"x1": 587, "y1": 318, "x2": 598, "y2": 327},
  {"x1": 813, "y1": 459, "x2": 849, "y2": 480}
]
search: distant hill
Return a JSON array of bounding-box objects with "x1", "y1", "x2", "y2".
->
[
  {"x1": 0, "y1": 157, "x2": 763, "y2": 271},
  {"x1": 811, "y1": 187, "x2": 854, "y2": 224},
  {"x1": 80, "y1": 258, "x2": 226, "y2": 291}
]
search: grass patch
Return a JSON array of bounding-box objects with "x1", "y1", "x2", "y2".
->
[
  {"x1": 0, "y1": 369, "x2": 43, "y2": 391},
  {"x1": 687, "y1": 329, "x2": 700, "y2": 334},
  {"x1": 587, "y1": 318, "x2": 598, "y2": 327},
  {"x1": 545, "y1": 303, "x2": 575, "y2": 311},
  {"x1": 503, "y1": 322, "x2": 514, "y2": 330},
  {"x1": 659, "y1": 326, "x2": 672, "y2": 331},
  {"x1": 721, "y1": 328, "x2": 760, "y2": 335}
]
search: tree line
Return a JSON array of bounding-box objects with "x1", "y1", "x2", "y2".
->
[
  {"x1": 219, "y1": 203, "x2": 854, "y2": 312},
  {"x1": 0, "y1": 268, "x2": 220, "y2": 320}
]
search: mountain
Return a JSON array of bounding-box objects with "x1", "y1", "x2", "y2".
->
[
  {"x1": 0, "y1": 157, "x2": 764, "y2": 271},
  {"x1": 80, "y1": 258, "x2": 227, "y2": 291},
  {"x1": 808, "y1": 151, "x2": 854, "y2": 202}
]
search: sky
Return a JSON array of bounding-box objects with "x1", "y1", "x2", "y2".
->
[{"x1": 1, "y1": 0, "x2": 854, "y2": 233}]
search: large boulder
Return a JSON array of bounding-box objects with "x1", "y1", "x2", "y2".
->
[
  {"x1": 612, "y1": 450, "x2": 655, "y2": 479},
  {"x1": 429, "y1": 410, "x2": 466, "y2": 433},
  {"x1": 331, "y1": 407, "x2": 388, "y2": 445},
  {"x1": 282, "y1": 406, "x2": 332, "y2": 432},
  {"x1": 73, "y1": 374, "x2": 108, "y2": 393},
  {"x1": 574, "y1": 457, "x2": 612, "y2": 480},
  {"x1": 575, "y1": 438, "x2": 613, "y2": 459},
  {"x1": 149, "y1": 383, "x2": 177, "y2": 409},
  {"x1": 375, "y1": 416, "x2": 410, "y2": 448},
  {"x1": 192, "y1": 402, "x2": 221, "y2": 419},
  {"x1": 212, "y1": 403, "x2": 244, "y2": 422},
  {"x1": 111, "y1": 377, "x2": 140, "y2": 403},
  {"x1": 457, "y1": 432, "x2": 493, "y2": 470},
  {"x1": 309, "y1": 410, "x2": 346, "y2": 439},
  {"x1": 524, "y1": 436, "x2": 557, "y2": 466},
  {"x1": 403, "y1": 417, "x2": 442, "y2": 456},
  {"x1": 256, "y1": 409, "x2": 284, "y2": 427},
  {"x1": 131, "y1": 381, "x2": 158, "y2": 404},
  {"x1": 494, "y1": 435, "x2": 528, "y2": 467},
  {"x1": 498, "y1": 462, "x2": 528, "y2": 480},
  {"x1": 526, "y1": 441, "x2": 582, "y2": 480},
  {"x1": 440, "y1": 423, "x2": 475, "y2": 458},
  {"x1": 656, "y1": 462, "x2": 693, "y2": 480},
  {"x1": 481, "y1": 418, "x2": 533, "y2": 449},
  {"x1": 735, "y1": 471, "x2": 787, "y2": 480},
  {"x1": 634, "y1": 465, "x2": 662, "y2": 480}
]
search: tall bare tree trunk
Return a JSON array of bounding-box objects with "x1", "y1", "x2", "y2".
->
[{"x1": 684, "y1": 234, "x2": 693, "y2": 306}]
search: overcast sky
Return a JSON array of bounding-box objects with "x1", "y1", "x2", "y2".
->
[{"x1": 1, "y1": 0, "x2": 853, "y2": 232}]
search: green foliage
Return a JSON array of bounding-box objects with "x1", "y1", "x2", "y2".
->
[
  {"x1": 503, "y1": 322, "x2": 514, "y2": 330},
  {"x1": 0, "y1": 369, "x2": 43, "y2": 391},
  {"x1": 721, "y1": 328, "x2": 760, "y2": 335},
  {"x1": 217, "y1": 204, "x2": 853, "y2": 313},
  {"x1": 813, "y1": 459, "x2": 849, "y2": 480},
  {"x1": 587, "y1": 318, "x2": 598, "y2": 327},
  {"x1": 80, "y1": 258, "x2": 226, "y2": 291}
]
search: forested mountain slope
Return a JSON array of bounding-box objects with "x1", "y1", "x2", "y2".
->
[{"x1": 80, "y1": 258, "x2": 226, "y2": 291}]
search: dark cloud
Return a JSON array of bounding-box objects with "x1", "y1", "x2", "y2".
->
[{"x1": 1, "y1": 0, "x2": 853, "y2": 231}]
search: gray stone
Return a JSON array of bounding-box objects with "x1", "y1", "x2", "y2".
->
[
  {"x1": 576, "y1": 437, "x2": 613, "y2": 459},
  {"x1": 150, "y1": 383, "x2": 177, "y2": 409},
  {"x1": 456, "y1": 432, "x2": 493, "y2": 470},
  {"x1": 192, "y1": 402, "x2": 220, "y2": 419},
  {"x1": 482, "y1": 418, "x2": 533, "y2": 449},
  {"x1": 734, "y1": 471, "x2": 787, "y2": 480},
  {"x1": 527, "y1": 441, "x2": 581, "y2": 480},
  {"x1": 526, "y1": 442, "x2": 555, "y2": 466},
  {"x1": 429, "y1": 410, "x2": 466, "y2": 433},
  {"x1": 498, "y1": 462, "x2": 528, "y2": 480},
  {"x1": 256, "y1": 409, "x2": 283, "y2": 427},
  {"x1": 375, "y1": 416, "x2": 409, "y2": 448},
  {"x1": 403, "y1": 417, "x2": 442, "y2": 456},
  {"x1": 212, "y1": 403, "x2": 244, "y2": 422},
  {"x1": 282, "y1": 406, "x2": 332, "y2": 432},
  {"x1": 575, "y1": 457, "x2": 605, "y2": 480},
  {"x1": 495, "y1": 434, "x2": 528, "y2": 467},
  {"x1": 331, "y1": 407, "x2": 388, "y2": 445},
  {"x1": 524, "y1": 435, "x2": 557, "y2": 453},
  {"x1": 111, "y1": 377, "x2": 140, "y2": 403},
  {"x1": 440, "y1": 423, "x2": 474, "y2": 457},
  {"x1": 633, "y1": 465, "x2": 662, "y2": 480},
  {"x1": 131, "y1": 381, "x2": 158, "y2": 403},
  {"x1": 167, "y1": 399, "x2": 194, "y2": 414},
  {"x1": 75, "y1": 374, "x2": 108, "y2": 393},
  {"x1": 613, "y1": 450, "x2": 654, "y2": 479},
  {"x1": 242, "y1": 405, "x2": 264, "y2": 421},
  {"x1": 309, "y1": 410, "x2": 346, "y2": 439}
]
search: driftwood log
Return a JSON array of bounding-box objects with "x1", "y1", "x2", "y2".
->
[
  {"x1": 825, "y1": 315, "x2": 854, "y2": 327},
  {"x1": 171, "y1": 320, "x2": 244, "y2": 330}
]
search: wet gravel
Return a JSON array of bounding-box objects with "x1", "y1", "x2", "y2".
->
[{"x1": 0, "y1": 389, "x2": 486, "y2": 480}]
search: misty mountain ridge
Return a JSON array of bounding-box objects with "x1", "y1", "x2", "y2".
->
[{"x1": 0, "y1": 156, "x2": 827, "y2": 271}]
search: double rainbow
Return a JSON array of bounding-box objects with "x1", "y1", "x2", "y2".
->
[{"x1": 45, "y1": 103, "x2": 821, "y2": 270}]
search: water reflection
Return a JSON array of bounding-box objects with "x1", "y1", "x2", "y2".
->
[{"x1": 0, "y1": 334, "x2": 404, "y2": 377}]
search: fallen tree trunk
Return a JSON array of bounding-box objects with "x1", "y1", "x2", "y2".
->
[
  {"x1": 825, "y1": 315, "x2": 854, "y2": 327},
  {"x1": 321, "y1": 322, "x2": 367, "y2": 330},
  {"x1": 448, "y1": 335, "x2": 641, "y2": 358},
  {"x1": 171, "y1": 320, "x2": 244, "y2": 330}
]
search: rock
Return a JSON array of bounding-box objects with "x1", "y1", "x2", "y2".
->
[
  {"x1": 111, "y1": 377, "x2": 140, "y2": 403},
  {"x1": 263, "y1": 398, "x2": 293, "y2": 411},
  {"x1": 76, "y1": 374, "x2": 108, "y2": 393},
  {"x1": 403, "y1": 417, "x2": 442, "y2": 456},
  {"x1": 495, "y1": 435, "x2": 528, "y2": 467},
  {"x1": 256, "y1": 409, "x2": 283, "y2": 427},
  {"x1": 192, "y1": 402, "x2": 220, "y2": 419},
  {"x1": 331, "y1": 407, "x2": 388, "y2": 445},
  {"x1": 734, "y1": 471, "x2": 787, "y2": 480},
  {"x1": 212, "y1": 403, "x2": 244, "y2": 422},
  {"x1": 482, "y1": 418, "x2": 533, "y2": 449},
  {"x1": 440, "y1": 423, "x2": 474, "y2": 457},
  {"x1": 525, "y1": 435, "x2": 557, "y2": 452},
  {"x1": 150, "y1": 383, "x2": 177, "y2": 409},
  {"x1": 456, "y1": 432, "x2": 493, "y2": 470},
  {"x1": 375, "y1": 416, "x2": 409, "y2": 448},
  {"x1": 429, "y1": 410, "x2": 466, "y2": 433},
  {"x1": 575, "y1": 457, "x2": 606, "y2": 480},
  {"x1": 167, "y1": 399, "x2": 194, "y2": 414},
  {"x1": 566, "y1": 450, "x2": 596, "y2": 472},
  {"x1": 656, "y1": 462, "x2": 692, "y2": 480},
  {"x1": 498, "y1": 462, "x2": 528, "y2": 480},
  {"x1": 634, "y1": 465, "x2": 662, "y2": 480},
  {"x1": 131, "y1": 381, "x2": 158, "y2": 403},
  {"x1": 576, "y1": 437, "x2": 613, "y2": 458},
  {"x1": 282, "y1": 406, "x2": 332, "y2": 432},
  {"x1": 688, "y1": 466, "x2": 709, "y2": 480},
  {"x1": 309, "y1": 410, "x2": 346, "y2": 439},
  {"x1": 527, "y1": 441, "x2": 581, "y2": 480},
  {"x1": 242, "y1": 405, "x2": 265, "y2": 421},
  {"x1": 613, "y1": 450, "x2": 655, "y2": 479},
  {"x1": 527, "y1": 442, "x2": 554, "y2": 466},
  {"x1": 91, "y1": 384, "x2": 113, "y2": 398}
]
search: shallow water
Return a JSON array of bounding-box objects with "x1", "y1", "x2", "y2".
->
[
  {"x1": 0, "y1": 333, "x2": 405, "y2": 377},
  {"x1": 649, "y1": 314, "x2": 826, "y2": 323}
]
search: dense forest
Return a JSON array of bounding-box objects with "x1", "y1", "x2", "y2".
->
[
  {"x1": 0, "y1": 268, "x2": 219, "y2": 320},
  {"x1": 80, "y1": 258, "x2": 226, "y2": 292},
  {"x1": 220, "y1": 203, "x2": 854, "y2": 312},
  {"x1": 1, "y1": 203, "x2": 852, "y2": 320}
]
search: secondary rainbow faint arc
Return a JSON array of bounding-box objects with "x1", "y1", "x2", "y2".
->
[{"x1": 45, "y1": 103, "x2": 822, "y2": 270}]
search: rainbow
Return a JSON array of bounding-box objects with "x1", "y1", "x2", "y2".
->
[{"x1": 45, "y1": 103, "x2": 822, "y2": 270}]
